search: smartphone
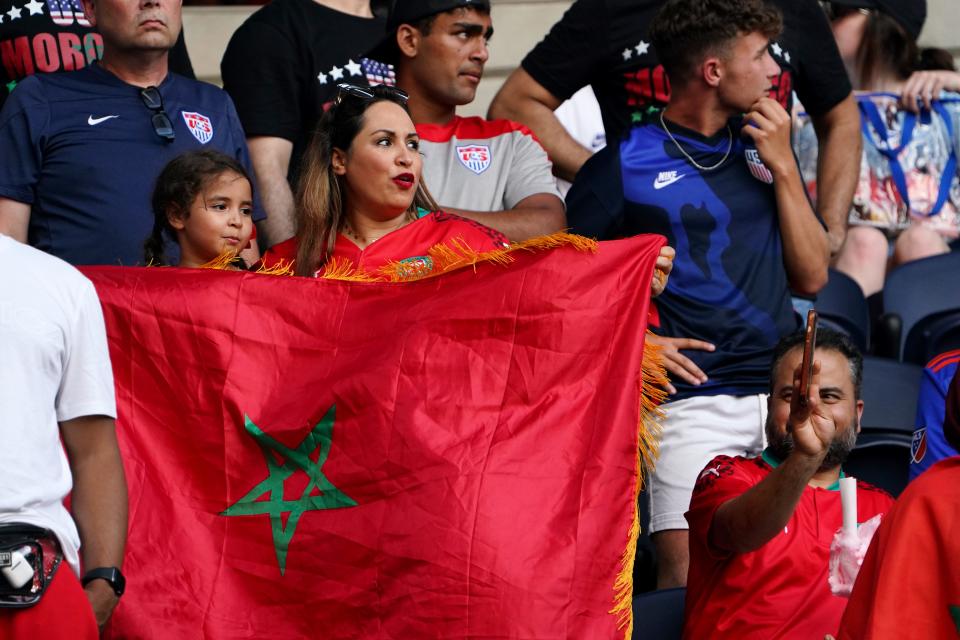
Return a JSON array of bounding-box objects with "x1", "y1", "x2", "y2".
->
[{"x1": 798, "y1": 309, "x2": 818, "y2": 406}]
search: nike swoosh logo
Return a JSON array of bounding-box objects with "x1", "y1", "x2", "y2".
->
[
  {"x1": 88, "y1": 115, "x2": 119, "y2": 125},
  {"x1": 653, "y1": 174, "x2": 684, "y2": 189}
]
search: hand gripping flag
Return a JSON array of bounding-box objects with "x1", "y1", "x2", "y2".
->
[{"x1": 83, "y1": 234, "x2": 667, "y2": 639}]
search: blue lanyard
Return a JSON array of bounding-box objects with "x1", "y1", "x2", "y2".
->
[{"x1": 857, "y1": 94, "x2": 958, "y2": 218}]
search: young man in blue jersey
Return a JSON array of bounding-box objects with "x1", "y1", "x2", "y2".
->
[
  {"x1": 566, "y1": 0, "x2": 829, "y2": 588},
  {"x1": 0, "y1": 0, "x2": 263, "y2": 266}
]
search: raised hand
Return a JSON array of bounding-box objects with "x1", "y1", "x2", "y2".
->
[
  {"x1": 787, "y1": 360, "x2": 835, "y2": 462},
  {"x1": 741, "y1": 97, "x2": 793, "y2": 178}
]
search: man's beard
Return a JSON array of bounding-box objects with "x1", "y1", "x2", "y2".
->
[{"x1": 764, "y1": 414, "x2": 859, "y2": 472}]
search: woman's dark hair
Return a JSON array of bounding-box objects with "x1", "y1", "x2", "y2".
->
[
  {"x1": 144, "y1": 150, "x2": 253, "y2": 266},
  {"x1": 856, "y1": 11, "x2": 917, "y2": 87},
  {"x1": 294, "y1": 85, "x2": 439, "y2": 277},
  {"x1": 855, "y1": 11, "x2": 955, "y2": 88},
  {"x1": 918, "y1": 48, "x2": 957, "y2": 73}
]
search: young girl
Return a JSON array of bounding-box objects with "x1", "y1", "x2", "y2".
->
[{"x1": 144, "y1": 150, "x2": 255, "y2": 269}]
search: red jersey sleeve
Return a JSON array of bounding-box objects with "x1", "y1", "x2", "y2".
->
[{"x1": 686, "y1": 455, "x2": 760, "y2": 559}]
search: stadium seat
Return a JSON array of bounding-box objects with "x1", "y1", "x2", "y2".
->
[
  {"x1": 845, "y1": 440, "x2": 911, "y2": 497},
  {"x1": 632, "y1": 588, "x2": 686, "y2": 640},
  {"x1": 847, "y1": 356, "x2": 923, "y2": 497},
  {"x1": 902, "y1": 309, "x2": 960, "y2": 366},
  {"x1": 882, "y1": 252, "x2": 960, "y2": 363},
  {"x1": 816, "y1": 269, "x2": 870, "y2": 352},
  {"x1": 859, "y1": 356, "x2": 923, "y2": 435}
]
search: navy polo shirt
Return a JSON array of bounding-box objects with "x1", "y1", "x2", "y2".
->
[
  {"x1": 0, "y1": 64, "x2": 264, "y2": 266},
  {"x1": 567, "y1": 116, "x2": 808, "y2": 400}
]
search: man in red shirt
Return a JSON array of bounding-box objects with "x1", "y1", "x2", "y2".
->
[{"x1": 683, "y1": 327, "x2": 893, "y2": 639}]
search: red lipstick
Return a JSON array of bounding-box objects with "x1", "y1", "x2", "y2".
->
[{"x1": 393, "y1": 173, "x2": 415, "y2": 190}]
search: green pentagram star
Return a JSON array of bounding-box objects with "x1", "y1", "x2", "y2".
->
[
  {"x1": 221, "y1": 405, "x2": 356, "y2": 575},
  {"x1": 5, "y1": 80, "x2": 16, "y2": 95}
]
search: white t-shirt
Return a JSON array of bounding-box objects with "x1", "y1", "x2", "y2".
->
[
  {"x1": 554, "y1": 86, "x2": 607, "y2": 197},
  {"x1": 0, "y1": 234, "x2": 116, "y2": 574}
]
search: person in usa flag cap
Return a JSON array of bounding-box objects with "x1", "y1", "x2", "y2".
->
[
  {"x1": 566, "y1": 0, "x2": 831, "y2": 589},
  {"x1": 367, "y1": 0, "x2": 566, "y2": 242},
  {"x1": 0, "y1": 0, "x2": 263, "y2": 267}
]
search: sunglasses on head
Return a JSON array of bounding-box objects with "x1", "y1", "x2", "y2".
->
[
  {"x1": 334, "y1": 83, "x2": 409, "y2": 106},
  {"x1": 820, "y1": 2, "x2": 872, "y2": 21},
  {"x1": 140, "y1": 86, "x2": 175, "y2": 142}
]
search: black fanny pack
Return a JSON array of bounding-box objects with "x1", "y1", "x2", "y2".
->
[{"x1": 0, "y1": 523, "x2": 62, "y2": 608}]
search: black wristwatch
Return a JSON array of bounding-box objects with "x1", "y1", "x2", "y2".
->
[{"x1": 81, "y1": 567, "x2": 126, "y2": 597}]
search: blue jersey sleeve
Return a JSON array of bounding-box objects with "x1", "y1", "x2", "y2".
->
[
  {"x1": 910, "y1": 360, "x2": 960, "y2": 481},
  {"x1": 0, "y1": 77, "x2": 49, "y2": 205},
  {"x1": 565, "y1": 143, "x2": 624, "y2": 239}
]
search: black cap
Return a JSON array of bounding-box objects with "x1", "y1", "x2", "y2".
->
[
  {"x1": 366, "y1": 0, "x2": 491, "y2": 64},
  {"x1": 829, "y1": 0, "x2": 926, "y2": 39}
]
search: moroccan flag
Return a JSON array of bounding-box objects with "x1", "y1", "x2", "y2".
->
[{"x1": 83, "y1": 234, "x2": 666, "y2": 639}]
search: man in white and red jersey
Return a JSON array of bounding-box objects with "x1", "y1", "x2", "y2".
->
[
  {"x1": 683, "y1": 327, "x2": 893, "y2": 639},
  {"x1": 367, "y1": 0, "x2": 565, "y2": 242}
]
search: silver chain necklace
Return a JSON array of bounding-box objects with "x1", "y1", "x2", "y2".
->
[{"x1": 659, "y1": 111, "x2": 732, "y2": 171}]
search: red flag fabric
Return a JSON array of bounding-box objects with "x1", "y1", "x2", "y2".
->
[{"x1": 83, "y1": 234, "x2": 665, "y2": 640}]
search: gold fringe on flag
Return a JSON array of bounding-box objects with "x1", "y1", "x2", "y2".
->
[
  {"x1": 321, "y1": 232, "x2": 599, "y2": 283},
  {"x1": 254, "y1": 258, "x2": 295, "y2": 276},
  {"x1": 199, "y1": 251, "x2": 244, "y2": 271},
  {"x1": 319, "y1": 256, "x2": 380, "y2": 282},
  {"x1": 610, "y1": 332, "x2": 668, "y2": 639},
  {"x1": 198, "y1": 250, "x2": 297, "y2": 276}
]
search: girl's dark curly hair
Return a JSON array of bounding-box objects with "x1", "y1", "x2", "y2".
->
[{"x1": 144, "y1": 150, "x2": 253, "y2": 266}]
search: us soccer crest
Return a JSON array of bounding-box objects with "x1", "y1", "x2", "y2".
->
[
  {"x1": 456, "y1": 144, "x2": 491, "y2": 175},
  {"x1": 911, "y1": 427, "x2": 927, "y2": 464},
  {"x1": 182, "y1": 112, "x2": 213, "y2": 144},
  {"x1": 745, "y1": 148, "x2": 774, "y2": 184}
]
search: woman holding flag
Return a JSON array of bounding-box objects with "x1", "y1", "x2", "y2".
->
[
  {"x1": 261, "y1": 82, "x2": 675, "y2": 290},
  {"x1": 259, "y1": 84, "x2": 511, "y2": 279}
]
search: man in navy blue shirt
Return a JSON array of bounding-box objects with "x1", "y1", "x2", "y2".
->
[
  {"x1": 0, "y1": 0, "x2": 263, "y2": 266},
  {"x1": 566, "y1": 0, "x2": 829, "y2": 588}
]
